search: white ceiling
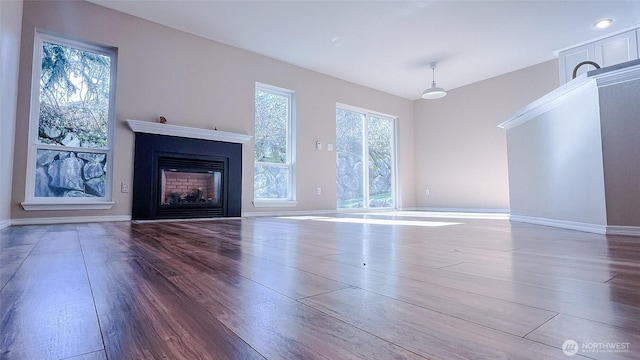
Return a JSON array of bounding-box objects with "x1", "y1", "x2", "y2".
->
[{"x1": 88, "y1": 0, "x2": 640, "y2": 100}]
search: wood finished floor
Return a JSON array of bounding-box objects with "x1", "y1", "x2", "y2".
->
[{"x1": 1, "y1": 212, "x2": 640, "y2": 359}]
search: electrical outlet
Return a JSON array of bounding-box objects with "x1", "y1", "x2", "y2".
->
[
  {"x1": 317, "y1": 187, "x2": 322, "y2": 195},
  {"x1": 425, "y1": 189, "x2": 430, "y2": 196},
  {"x1": 327, "y1": 143, "x2": 334, "y2": 151},
  {"x1": 121, "y1": 182, "x2": 130, "y2": 193}
]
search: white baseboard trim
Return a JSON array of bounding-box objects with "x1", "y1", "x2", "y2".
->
[
  {"x1": 11, "y1": 215, "x2": 131, "y2": 226},
  {"x1": 337, "y1": 208, "x2": 399, "y2": 214},
  {"x1": 242, "y1": 209, "x2": 338, "y2": 218},
  {"x1": 0, "y1": 219, "x2": 11, "y2": 230},
  {"x1": 509, "y1": 215, "x2": 608, "y2": 235},
  {"x1": 414, "y1": 207, "x2": 511, "y2": 214},
  {"x1": 132, "y1": 217, "x2": 245, "y2": 224},
  {"x1": 606, "y1": 225, "x2": 640, "y2": 237}
]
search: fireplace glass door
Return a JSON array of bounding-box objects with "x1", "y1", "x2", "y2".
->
[{"x1": 160, "y1": 169, "x2": 222, "y2": 206}]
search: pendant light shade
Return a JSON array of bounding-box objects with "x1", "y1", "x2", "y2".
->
[{"x1": 421, "y1": 63, "x2": 447, "y2": 100}]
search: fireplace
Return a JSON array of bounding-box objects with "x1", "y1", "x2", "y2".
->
[
  {"x1": 155, "y1": 156, "x2": 225, "y2": 218},
  {"x1": 160, "y1": 164, "x2": 222, "y2": 207},
  {"x1": 128, "y1": 121, "x2": 250, "y2": 220}
]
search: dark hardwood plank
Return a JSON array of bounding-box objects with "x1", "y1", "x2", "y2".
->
[
  {"x1": 329, "y1": 252, "x2": 640, "y2": 333},
  {"x1": 169, "y1": 272, "x2": 426, "y2": 359},
  {"x1": 0, "y1": 244, "x2": 35, "y2": 291},
  {"x1": 79, "y1": 234, "x2": 138, "y2": 264},
  {"x1": 0, "y1": 226, "x2": 42, "y2": 248},
  {"x1": 301, "y1": 287, "x2": 589, "y2": 360},
  {"x1": 243, "y1": 245, "x2": 557, "y2": 337},
  {"x1": 64, "y1": 350, "x2": 107, "y2": 360},
  {"x1": 29, "y1": 230, "x2": 81, "y2": 255},
  {"x1": 85, "y1": 257, "x2": 264, "y2": 360},
  {"x1": 2, "y1": 213, "x2": 640, "y2": 359},
  {"x1": 131, "y1": 221, "x2": 353, "y2": 299},
  {"x1": 526, "y1": 314, "x2": 640, "y2": 359},
  {"x1": 0, "y1": 227, "x2": 43, "y2": 290},
  {"x1": 0, "y1": 252, "x2": 103, "y2": 359},
  {"x1": 606, "y1": 273, "x2": 640, "y2": 311},
  {"x1": 443, "y1": 262, "x2": 640, "y2": 305},
  {"x1": 240, "y1": 223, "x2": 640, "y2": 334}
]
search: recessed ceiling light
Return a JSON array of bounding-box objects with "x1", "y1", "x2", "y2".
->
[{"x1": 594, "y1": 18, "x2": 613, "y2": 29}]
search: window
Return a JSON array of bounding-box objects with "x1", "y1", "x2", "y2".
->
[
  {"x1": 22, "y1": 31, "x2": 117, "y2": 210},
  {"x1": 336, "y1": 105, "x2": 396, "y2": 209},
  {"x1": 254, "y1": 83, "x2": 296, "y2": 206}
]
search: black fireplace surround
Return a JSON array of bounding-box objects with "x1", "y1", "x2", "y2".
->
[{"x1": 132, "y1": 133, "x2": 242, "y2": 220}]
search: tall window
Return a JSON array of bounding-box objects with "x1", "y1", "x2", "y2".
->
[
  {"x1": 336, "y1": 106, "x2": 396, "y2": 209},
  {"x1": 254, "y1": 83, "x2": 296, "y2": 205},
  {"x1": 23, "y1": 31, "x2": 117, "y2": 210}
]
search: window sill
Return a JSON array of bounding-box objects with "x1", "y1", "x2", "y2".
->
[
  {"x1": 21, "y1": 201, "x2": 115, "y2": 211},
  {"x1": 252, "y1": 200, "x2": 298, "y2": 208}
]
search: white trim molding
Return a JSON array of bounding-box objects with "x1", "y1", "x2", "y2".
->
[
  {"x1": 498, "y1": 59, "x2": 640, "y2": 130},
  {"x1": 132, "y1": 217, "x2": 244, "y2": 224},
  {"x1": 592, "y1": 59, "x2": 640, "y2": 87},
  {"x1": 252, "y1": 200, "x2": 298, "y2": 208},
  {"x1": 126, "y1": 119, "x2": 253, "y2": 144},
  {"x1": 509, "y1": 215, "x2": 607, "y2": 235},
  {"x1": 511, "y1": 215, "x2": 640, "y2": 237},
  {"x1": 0, "y1": 220, "x2": 11, "y2": 230},
  {"x1": 21, "y1": 201, "x2": 115, "y2": 211},
  {"x1": 417, "y1": 207, "x2": 510, "y2": 214},
  {"x1": 498, "y1": 77, "x2": 596, "y2": 130},
  {"x1": 243, "y1": 209, "x2": 337, "y2": 217},
  {"x1": 554, "y1": 25, "x2": 640, "y2": 55},
  {"x1": 606, "y1": 225, "x2": 640, "y2": 237},
  {"x1": 11, "y1": 215, "x2": 131, "y2": 226},
  {"x1": 25, "y1": 32, "x2": 117, "y2": 210}
]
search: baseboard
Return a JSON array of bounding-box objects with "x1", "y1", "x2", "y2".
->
[
  {"x1": 11, "y1": 215, "x2": 131, "y2": 226},
  {"x1": 246, "y1": 208, "x2": 510, "y2": 217},
  {"x1": 132, "y1": 217, "x2": 244, "y2": 224},
  {"x1": 337, "y1": 208, "x2": 401, "y2": 214},
  {"x1": 606, "y1": 225, "x2": 640, "y2": 237},
  {"x1": 509, "y1": 215, "x2": 607, "y2": 235},
  {"x1": 0, "y1": 219, "x2": 11, "y2": 230},
  {"x1": 242, "y1": 209, "x2": 338, "y2": 218},
  {"x1": 414, "y1": 207, "x2": 511, "y2": 214}
]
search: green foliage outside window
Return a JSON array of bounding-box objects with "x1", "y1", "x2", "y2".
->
[
  {"x1": 30, "y1": 35, "x2": 115, "y2": 200},
  {"x1": 336, "y1": 108, "x2": 393, "y2": 208},
  {"x1": 254, "y1": 87, "x2": 293, "y2": 199},
  {"x1": 254, "y1": 89, "x2": 288, "y2": 163},
  {"x1": 38, "y1": 41, "x2": 111, "y2": 149}
]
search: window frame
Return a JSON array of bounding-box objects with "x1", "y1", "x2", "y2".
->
[
  {"x1": 21, "y1": 30, "x2": 117, "y2": 211},
  {"x1": 253, "y1": 83, "x2": 297, "y2": 207},
  {"x1": 336, "y1": 103, "x2": 398, "y2": 211}
]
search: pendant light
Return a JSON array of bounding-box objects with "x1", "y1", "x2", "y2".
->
[{"x1": 421, "y1": 62, "x2": 447, "y2": 100}]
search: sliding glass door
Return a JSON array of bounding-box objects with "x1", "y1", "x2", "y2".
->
[{"x1": 336, "y1": 107, "x2": 396, "y2": 209}]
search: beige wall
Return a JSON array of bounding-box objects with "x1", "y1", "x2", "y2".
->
[
  {"x1": 506, "y1": 82, "x2": 608, "y2": 225},
  {"x1": 1, "y1": 0, "x2": 23, "y2": 227},
  {"x1": 503, "y1": 75, "x2": 640, "y2": 228},
  {"x1": 413, "y1": 60, "x2": 558, "y2": 210},
  {"x1": 599, "y1": 79, "x2": 640, "y2": 227},
  {"x1": 12, "y1": 0, "x2": 415, "y2": 220}
]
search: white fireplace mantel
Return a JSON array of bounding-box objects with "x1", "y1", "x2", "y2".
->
[{"x1": 125, "y1": 119, "x2": 253, "y2": 144}]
